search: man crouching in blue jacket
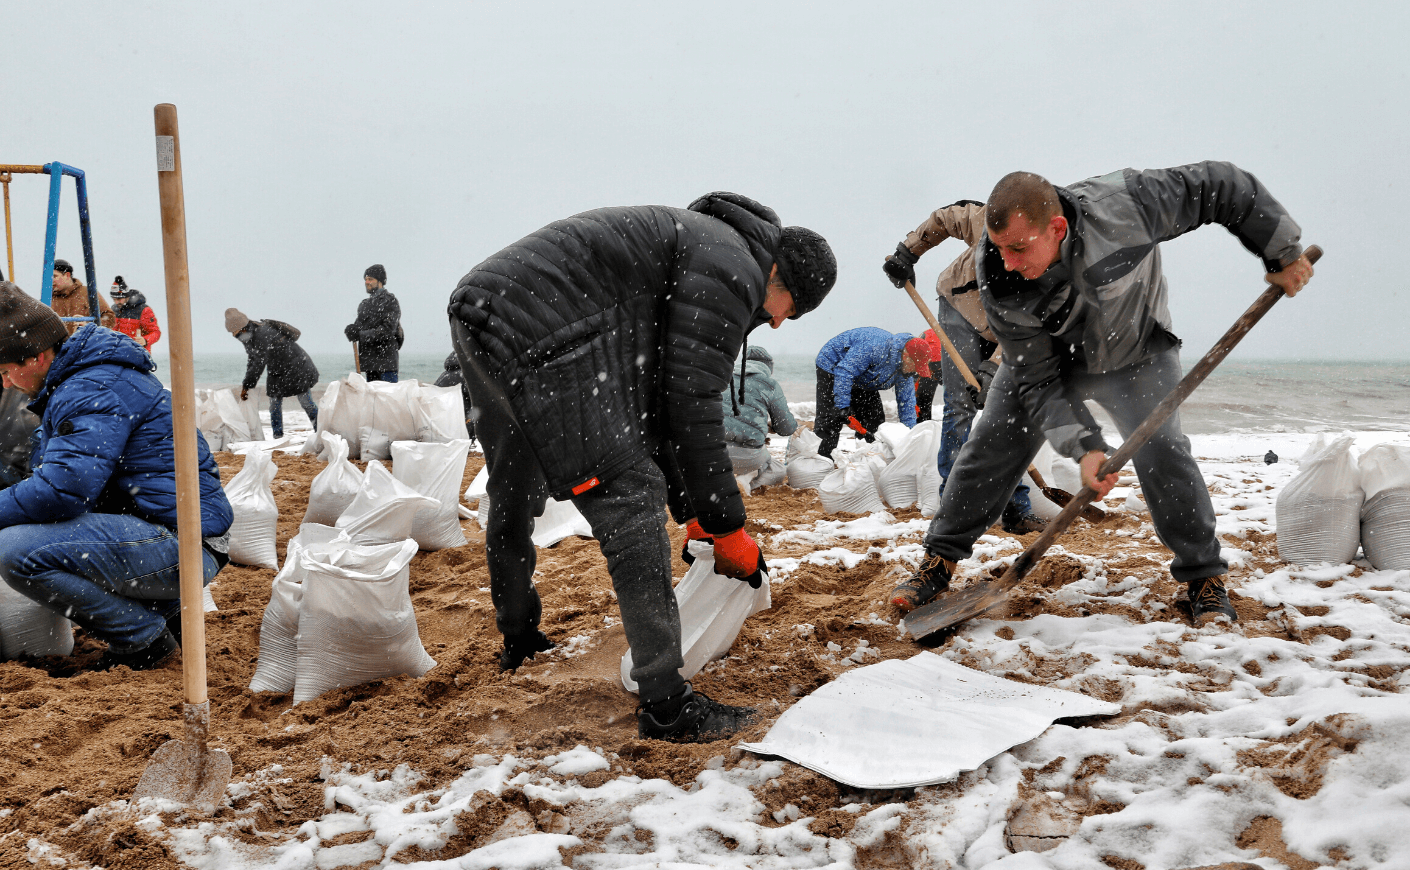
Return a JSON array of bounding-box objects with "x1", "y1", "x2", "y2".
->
[{"x1": 0, "y1": 283, "x2": 233, "y2": 671}]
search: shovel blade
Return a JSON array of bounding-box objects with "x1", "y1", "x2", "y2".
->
[
  {"x1": 132, "y1": 738, "x2": 232, "y2": 813},
  {"x1": 903, "y1": 581, "x2": 1012, "y2": 638}
]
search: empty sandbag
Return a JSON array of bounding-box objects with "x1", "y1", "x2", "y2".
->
[
  {"x1": 1359, "y1": 443, "x2": 1410, "y2": 570},
  {"x1": 248, "y1": 524, "x2": 342, "y2": 694},
  {"x1": 0, "y1": 574, "x2": 74, "y2": 660},
  {"x1": 819, "y1": 455, "x2": 887, "y2": 515},
  {"x1": 293, "y1": 537, "x2": 434, "y2": 703},
  {"x1": 1276, "y1": 434, "x2": 1362, "y2": 565},
  {"x1": 335, "y1": 460, "x2": 439, "y2": 544},
  {"x1": 302, "y1": 432, "x2": 363, "y2": 527},
  {"x1": 226, "y1": 448, "x2": 280, "y2": 569},
  {"x1": 621, "y1": 541, "x2": 770, "y2": 693},
  {"x1": 391, "y1": 439, "x2": 471, "y2": 550}
]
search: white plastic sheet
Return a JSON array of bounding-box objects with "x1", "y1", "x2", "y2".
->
[
  {"x1": 1276, "y1": 434, "x2": 1362, "y2": 565},
  {"x1": 302, "y1": 432, "x2": 362, "y2": 527},
  {"x1": 739, "y1": 652, "x2": 1118, "y2": 789},
  {"x1": 391, "y1": 439, "x2": 471, "y2": 550},
  {"x1": 0, "y1": 573, "x2": 74, "y2": 660},
  {"x1": 621, "y1": 542, "x2": 770, "y2": 693},
  {"x1": 225, "y1": 448, "x2": 280, "y2": 569}
]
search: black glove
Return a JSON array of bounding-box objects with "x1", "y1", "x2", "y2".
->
[
  {"x1": 882, "y1": 242, "x2": 919, "y2": 289},
  {"x1": 967, "y1": 360, "x2": 998, "y2": 409}
]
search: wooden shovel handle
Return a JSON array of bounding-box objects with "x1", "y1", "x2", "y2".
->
[
  {"x1": 903, "y1": 280, "x2": 980, "y2": 390},
  {"x1": 155, "y1": 104, "x2": 208, "y2": 707}
]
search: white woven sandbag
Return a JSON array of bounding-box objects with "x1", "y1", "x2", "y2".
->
[
  {"x1": 876, "y1": 422, "x2": 911, "y2": 457},
  {"x1": 0, "y1": 573, "x2": 74, "y2": 660},
  {"x1": 391, "y1": 439, "x2": 471, "y2": 550},
  {"x1": 621, "y1": 541, "x2": 770, "y2": 693},
  {"x1": 412, "y1": 383, "x2": 467, "y2": 443},
  {"x1": 248, "y1": 524, "x2": 341, "y2": 693},
  {"x1": 465, "y1": 466, "x2": 489, "y2": 504},
  {"x1": 302, "y1": 433, "x2": 363, "y2": 527},
  {"x1": 319, "y1": 374, "x2": 371, "y2": 458},
  {"x1": 226, "y1": 448, "x2": 280, "y2": 569},
  {"x1": 530, "y1": 498, "x2": 595, "y2": 547},
  {"x1": 819, "y1": 456, "x2": 886, "y2": 515},
  {"x1": 878, "y1": 420, "x2": 942, "y2": 510},
  {"x1": 293, "y1": 537, "x2": 434, "y2": 703},
  {"x1": 335, "y1": 460, "x2": 438, "y2": 545},
  {"x1": 1359, "y1": 444, "x2": 1410, "y2": 570},
  {"x1": 201, "y1": 388, "x2": 263, "y2": 450},
  {"x1": 358, "y1": 380, "x2": 421, "y2": 460},
  {"x1": 785, "y1": 428, "x2": 833, "y2": 489},
  {"x1": 1276, "y1": 434, "x2": 1362, "y2": 565},
  {"x1": 195, "y1": 389, "x2": 227, "y2": 453}
]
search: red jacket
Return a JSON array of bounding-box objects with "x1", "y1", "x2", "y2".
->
[{"x1": 111, "y1": 291, "x2": 162, "y2": 349}]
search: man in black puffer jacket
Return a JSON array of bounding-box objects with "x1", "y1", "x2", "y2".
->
[
  {"x1": 225, "y1": 308, "x2": 320, "y2": 438},
  {"x1": 449, "y1": 192, "x2": 835, "y2": 743}
]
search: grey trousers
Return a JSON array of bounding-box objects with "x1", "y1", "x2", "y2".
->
[
  {"x1": 453, "y1": 322, "x2": 687, "y2": 703},
  {"x1": 923, "y1": 348, "x2": 1226, "y2": 584}
]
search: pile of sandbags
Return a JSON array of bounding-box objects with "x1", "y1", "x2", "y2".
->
[
  {"x1": 877, "y1": 421, "x2": 943, "y2": 512},
  {"x1": 303, "y1": 374, "x2": 465, "y2": 460},
  {"x1": 1359, "y1": 443, "x2": 1410, "y2": 570},
  {"x1": 197, "y1": 388, "x2": 263, "y2": 451},
  {"x1": 1276, "y1": 435, "x2": 1363, "y2": 565},
  {"x1": 819, "y1": 453, "x2": 888, "y2": 515}
]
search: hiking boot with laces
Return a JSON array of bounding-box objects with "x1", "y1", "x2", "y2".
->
[
  {"x1": 1187, "y1": 576, "x2": 1237, "y2": 625},
  {"x1": 1001, "y1": 511, "x2": 1048, "y2": 535},
  {"x1": 637, "y1": 684, "x2": 757, "y2": 743},
  {"x1": 890, "y1": 553, "x2": 954, "y2": 613},
  {"x1": 500, "y1": 629, "x2": 555, "y2": 671}
]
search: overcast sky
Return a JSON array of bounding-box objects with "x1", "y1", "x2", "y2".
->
[{"x1": 5, "y1": 2, "x2": 1405, "y2": 363}]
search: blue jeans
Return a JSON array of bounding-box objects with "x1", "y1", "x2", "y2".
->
[
  {"x1": 269, "y1": 391, "x2": 319, "y2": 437},
  {"x1": 0, "y1": 513, "x2": 220, "y2": 651},
  {"x1": 366, "y1": 371, "x2": 398, "y2": 384},
  {"x1": 936, "y1": 297, "x2": 1031, "y2": 514}
]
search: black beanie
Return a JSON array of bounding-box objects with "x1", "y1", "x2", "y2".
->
[
  {"x1": 53, "y1": 259, "x2": 74, "y2": 275},
  {"x1": 774, "y1": 226, "x2": 836, "y2": 319},
  {"x1": 364, "y1": 264, "x2": 387, "y2": 284},
  {"x1": 0, "y1": 282, "x2": 69, "y2": 364}
]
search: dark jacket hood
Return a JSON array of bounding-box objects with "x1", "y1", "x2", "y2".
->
[
  {"x1": 33, "y1": 324, "x2": 154, "y2": 413},
  {"x1": 687, "y1": 192, "x2": 783, "y2": 317}
]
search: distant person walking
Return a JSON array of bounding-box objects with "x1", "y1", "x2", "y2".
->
[
  {"x1": 50, "y1": 259, "x2": 115, "y2": 334},
  {"x1": 344, "y1": 264, "x2": 402, "y2": 382},
  {"x1": 226, "y1": 308, "x2": 319, "y2": 438},
  {"x1": 107, "y1": 276, "x2": 162, "y2": 351}
]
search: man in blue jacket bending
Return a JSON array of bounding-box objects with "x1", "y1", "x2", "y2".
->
[
  {"x1": 0, "y1": 283, "x2": 234, "y2": 671},
  {"x1": 813, "y1": 327, "x2": 931, "y2": 458}
]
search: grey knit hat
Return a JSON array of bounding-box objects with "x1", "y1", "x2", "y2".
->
[
  {"x1": 224, "y1": 307, "x2": 251, "y2": 335},
  {"x1": 0, "y1": 282, "x2": 69, "y2": 365}
]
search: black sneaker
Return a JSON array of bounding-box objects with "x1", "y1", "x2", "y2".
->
[
  {"x1": 890, "y1": 553, "x2": 953, "y2": 613},
  {"x1": 1187, "y1": 577, "x2": 1238, "y2": 626},
  {"x1": 1001, "y1": 511, "x2": 1047, "y2": 535},
  {"x1": 95, "y1": 629, "x2": 180, "y2": 672},
  {"x1": 637, "y1": 685, "x2": 757, "y2": 743},
  {"x1": 500, "y1": 629, "x2": 554, "y2": 671}
]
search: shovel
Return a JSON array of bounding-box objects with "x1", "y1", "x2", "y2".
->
[
  {"x1": 132, "y1": 103, "x2": 232, "y2": 812},
  {"x1": 903, "y1": 246, "x2": 1322, "y2": 639},
  {"x1": 901, "y1": 281, "x2": 1100, "y2": 520}
]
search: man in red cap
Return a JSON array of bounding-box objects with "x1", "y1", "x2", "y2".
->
[{"x1": 813, "y1": 328, "x2": 929, "y2": 459}]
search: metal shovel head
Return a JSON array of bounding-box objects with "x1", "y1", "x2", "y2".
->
[
  {"x1": 903, "y1": 581, "x2": 1012, "y2": 639},
  {"x1": 131, "y1": 701, "x2": 232, "y2": 814}
]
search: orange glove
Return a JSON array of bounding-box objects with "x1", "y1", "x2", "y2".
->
[
  {"x1": 681, "y1": 518, "x2": 712, "y2": 565},
  {"x1": 712, "y1": 528, "x2": 766, "y2": 589},
  {"x1": 846, "y1": 415, "x2": 868, "y2": 435}
]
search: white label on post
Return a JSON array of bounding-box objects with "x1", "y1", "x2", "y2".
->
[{"x1": 156, "y1": 136, "x2": 175, "y2": 171}]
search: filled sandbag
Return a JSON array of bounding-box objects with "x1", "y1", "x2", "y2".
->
[
  {"x1": 336, "y1": 460, "x2": 439, "y2": 545},
  {"x1": 621, "y1": 541, "x2": 770, "y2": 693},
  {"x1": 225, "y1": 448, "x2": 280, "y2": 570},
  {"x1": 391, "y1": 439, "x2": 471, "y2": 550},
  {"x1": 785, "y1": 427, "x2": 834, "y2": 489},
  {"x1": 358, "y1": 379, "x2": 421, "y2": 461},
  {"x1": 293, "y1": 537, "x2": 434, "y2": 703},
  {"x1": 197, "y1": 387, "x2": 263, "y2": 452},
  {"x1": 1359, "y1": 443, "x2": 1410, "y2": 570},
  {"x1": 819, "y1": 455, "x2": 887, "y2": 515},
  {"x1": 878, "y1": 420, "x2": 942, "y2": 510},
  {"x1": 412, "y1": 383, "x2": 467, "y2": 444},
  {"x1": 0, "y1": 575, "x2": 74, "y2": 660},
  {"x1": 302, "y1": 433, "x2": 363, "y2": 527},
  {"x1": 248, "y1": 524, "x2": 341, "y2": 694},
  {"x1": 1276, "y1": 434, "x2": 1362, "y2": 565}
]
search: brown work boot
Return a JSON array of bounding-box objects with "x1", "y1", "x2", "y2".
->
[
  {"x1": 890, "y1": 553, "x2": 955, "y2": 613},
  {"x1": 1186, "y1": 576, "x2": 1237, "y2": 626}
]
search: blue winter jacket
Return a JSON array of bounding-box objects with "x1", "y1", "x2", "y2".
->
[
  {"x1": 815, "y1": 327, "x2": 918, "y2": 427},
  {"x1": 0, "y1": 325, "x2": 233, "y2": 537}
]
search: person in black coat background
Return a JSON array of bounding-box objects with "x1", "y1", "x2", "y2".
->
[
  {"x1": 344, "y1": 264, "x2": 402, "y2": 382},
  {"x1": 226, "y1": 308, "x2": 319, "y2": 438},
  {"x1": 449, "y1": 191, "x2": 836, "y2": 743}
]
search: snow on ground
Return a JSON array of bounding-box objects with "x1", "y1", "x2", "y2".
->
[{"x1": 53, "y1": 430, "x2": 1410, "y2": 869}]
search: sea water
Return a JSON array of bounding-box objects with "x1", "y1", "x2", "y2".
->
[{"x1": 169, "y1": 353, "x2": 1410, "y2": 437}]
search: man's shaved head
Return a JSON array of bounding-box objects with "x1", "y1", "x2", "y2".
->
[{"x1": 986, "y1": 172, "x2": 1060, "y2": 234}]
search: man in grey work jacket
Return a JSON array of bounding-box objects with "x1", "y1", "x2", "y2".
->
[{"x1": 890, "y1": 163, "x2": 1314, "y2": 626}]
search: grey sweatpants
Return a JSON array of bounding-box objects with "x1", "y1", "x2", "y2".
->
[
  {"x1": 923, "y1": 348, "x2": 1226, "y2": 584},
  {"x1": 454, "y1": 322, "x2": 687, "y2": 703}
]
